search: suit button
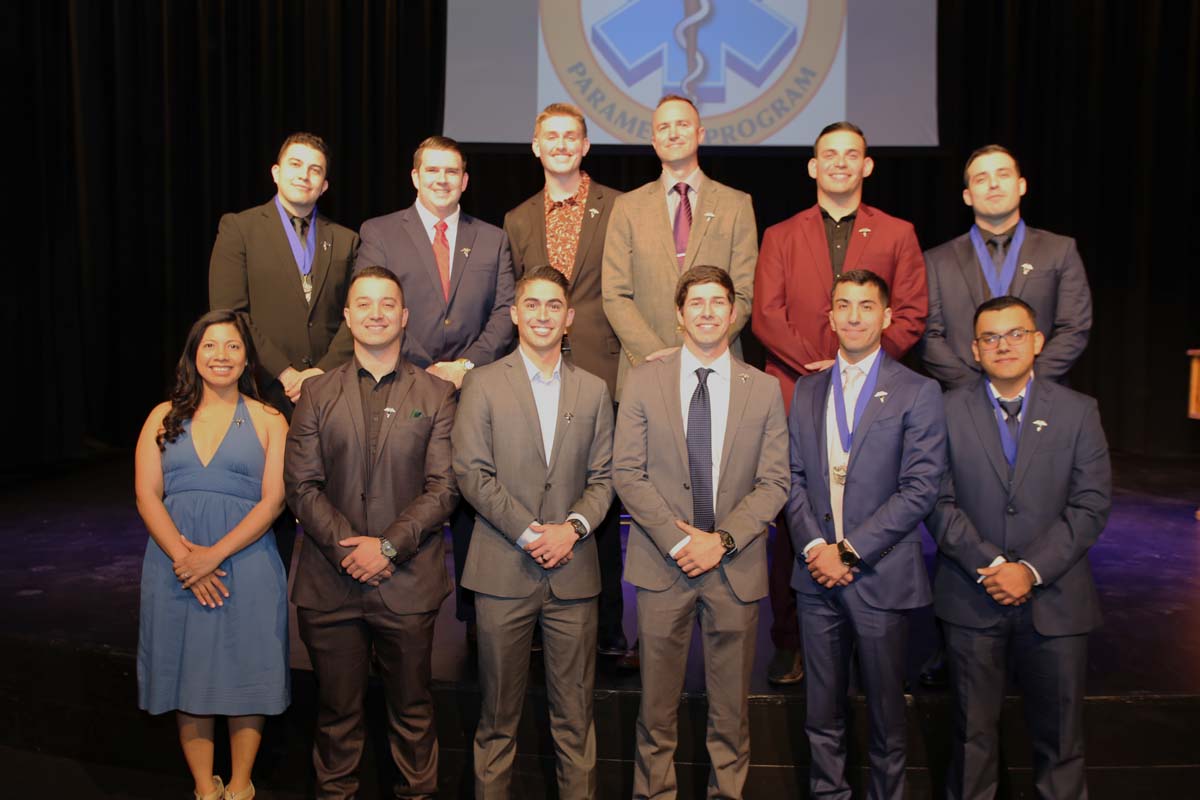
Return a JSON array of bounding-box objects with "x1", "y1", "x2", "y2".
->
[
  {"x1": 444, "y1": 319, "x2": 452, "y2": 326},
  {"x1": 683, "y1": 483, "x2": 690, "y2": 490},
  {"x1": 545, "y1": 483, "x2": 552, "y2": 490},
  {"x1": 308, "y1": 321, "x2": 314, "y2": 328},
  {"x1": 824, "y1": 513, "x2": 832, "y2": 522},
  {"x1": 302, "y1": 358, "x2": 313, "y2": 367},
  {"x1": 1006, "y1": 506, "x2": 1016, "y2": 515}
]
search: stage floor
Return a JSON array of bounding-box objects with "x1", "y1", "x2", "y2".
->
[{"x1": 1, "y1": 452, "x2": 1198, "y2": 797}]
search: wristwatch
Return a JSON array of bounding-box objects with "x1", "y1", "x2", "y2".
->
[
  {"x1": 837, "y1": 539, "x2": 861, "y2": 568},
  {"x1": 568, "y1": 518, "x2": 587, "y2": 539},
  {"x1": 717, "y1": 529, "x2": 737, "y2": 556},
  {"x1": 379, "y1": 537, "x2": 400, "y2": 563}
]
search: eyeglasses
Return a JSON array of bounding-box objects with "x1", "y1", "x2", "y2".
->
[{"x1": 975, "y1": 328, "x2": 1034, "y2": 350}]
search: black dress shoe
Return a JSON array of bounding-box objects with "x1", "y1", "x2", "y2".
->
[
  {"x1": 919, "y1": 662, "x2": 948, "y2": 689},
  {"x1": 766, "y1": 647, "x2": 805, "y2": 685},
  {"x1": 615, "y1": 641, "x2": 640, "y2": 671},
  {"x1": 597, "y1": 631, "x2": 629, "y2": 656}
]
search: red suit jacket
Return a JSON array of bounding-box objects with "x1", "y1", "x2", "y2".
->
[{"x1": 752, "y1": 203, "x2": 927, "y2": 411}]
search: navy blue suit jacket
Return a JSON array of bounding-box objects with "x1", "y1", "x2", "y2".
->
[
  {"x1": 927, "y1": 377, "x2": 1111, "y2": 636},
  {"x1": 786, "y1": 353, "x2": 946, "y2": 610},
  {"x1": 358, "y1": 204, "x2": 515, "y2": 368}
]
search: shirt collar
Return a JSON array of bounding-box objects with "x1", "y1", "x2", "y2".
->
[
  {"x1": 661, "y1": 167, "x2": 703, "y2": 196},
  {"x1": 835, "y1": 345, "x2": 882, "y2": 380},
  {"x1": 354, "y1": 354, "x2": 402, "y2": 382},
  {"x1": 819, "y1": 205, "x2": 858, "y2": 223},
  {"x1": 545, "y1": 171, "x2": 590, "y2": 208},
  {"x1": 988, "y1": 372, "x2": 1033, "y2": 402},
  {"x1": 680, "y1": 344, "x2": 731, "y2": 381},
  {"x1": 519, "y1": 346, "x2": 562, "y2": 384},
  {"x1": 414, "y1": 200, "x2": 461, "y2": 233}
]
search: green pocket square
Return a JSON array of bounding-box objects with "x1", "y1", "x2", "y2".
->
[{"x1": 409, "y1": 409, "x2": 425, "y2": 419}]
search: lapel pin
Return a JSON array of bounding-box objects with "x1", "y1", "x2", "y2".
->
[
  {"x1": 563, "y1": 412, "x2": 574, "y2": 423},
  {"x1": 738, "y1": 372, "x2": 749, "y2": 383},
  {"x1": 233, "y1": 417, "x2": 244, "y2": 427},
  {"x1": 460, "y1": 247, "x2": 471, "y2": 258},
  {"x1": 384, "y1": 407, "x2": 396, "y2": 419},
  {"x1": 322, "y1": 240, "x2": 330, "y2": 252},
  {"x1": 874, "y1": 390, "x2": 888, "y2": 403},
  {"x1": 1033, "y1": 419, "x2": 1048, "y2": 431},
  {"x1": 858, "y1": 227, "x2": 871, "y2": 238},
  {"x1": 1021, "y1": 263, "x2": 1034, "y2": 275},
  {"x1": 704, "y1": 211, "x2": 716, "y2": 221},
  {"x1": 588, "y1": 208, "x2": 600, "y2": 218}
]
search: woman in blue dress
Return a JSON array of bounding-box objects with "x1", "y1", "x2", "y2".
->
[{"x1": 134, "y1": 310, "x2": 290, "y2": 800}]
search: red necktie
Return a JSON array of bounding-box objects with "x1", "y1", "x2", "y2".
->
[
  {"x1": 433, "y1": 220, "x2": 451, "y2": 301},
  {"x1": 673, "y1": 182, "x2": 693, "y2": 269}
]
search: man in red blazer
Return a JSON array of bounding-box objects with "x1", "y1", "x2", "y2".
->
[{"x1": 751, "y1": 121, "x2": 928, "y2": 684}]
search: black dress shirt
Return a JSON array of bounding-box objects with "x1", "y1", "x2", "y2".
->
[
  {"x1": 356, "y1": 356, "x2": 400, "y2": 470},
  {"x1": 820, "y1": 207, "x2": 857, "y2": 277}
]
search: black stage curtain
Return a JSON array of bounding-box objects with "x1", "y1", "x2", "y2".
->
[{"x1": 8, "y1": 0, "x2": 1199, "y2": 471}]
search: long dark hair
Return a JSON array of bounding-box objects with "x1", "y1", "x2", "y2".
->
[{"x1": 157, "y1": 310, "x2": 263, "y2": 450}]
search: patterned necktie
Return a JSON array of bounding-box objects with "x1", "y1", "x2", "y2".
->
[
  {"x1": 673, "y1": 182, "x2": 692, "y2": 270},
  {"x1": 687, "y1": 367, "x2": 715, "y2": 532},
  {"x1": 433, "y1": 219, "x2": 451, "y2": 301}
]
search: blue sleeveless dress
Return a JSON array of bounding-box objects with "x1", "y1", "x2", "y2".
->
[{"x1": 137, "y1": 397, "x2": 290, "y2": 715}]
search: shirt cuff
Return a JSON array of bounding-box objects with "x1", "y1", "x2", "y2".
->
[
  {"x1": 977, "y1": 554, "x2": 1007, "y2": 583},
  {"x1": 566, "y1": 512, "x2": 591, "y2": 540},
  {"x1": 1019, "y1": 559, "x2": 1043, "y2": 586},
  {"x1": 516, "y1": 523, "x2": 542, "y2": 549},
  {"x1": 803, "y1": 538, "x2": 826, "y2": 558},
  {"x1": 668, "y1": 535, "x2": 691, "y2": 557}
]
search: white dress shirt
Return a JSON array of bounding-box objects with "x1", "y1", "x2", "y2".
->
[
  {"x1": 414, "y1": 201, "x2": 461, "y2": 277},
  {"x1": 803, "y1": 346, "x2": 882, "y2": 558},
  {"x1": 669, "y1": 345, "x2": 732, "y2": 556},
  {"x1": 515, "y1": 347, "x2": 589, "y2": 549}
]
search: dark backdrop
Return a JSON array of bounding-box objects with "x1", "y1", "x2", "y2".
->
[{"x1": 8, "y1": 0, "x2": 1199, "y2": 471}]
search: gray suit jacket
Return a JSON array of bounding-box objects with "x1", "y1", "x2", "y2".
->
[
  {"x1": 453, "y1": 350, "x2": 615, "y2": 601},
  {"x1": 927, "y1": 377, "x2": 1111, "y2": 636},
  {"x1": 613, "y1": 350, "x2": 789, "y2": 603},
  {"x1": 504, "y1": 180, "x2": 622, "y2": 398},
  {"x1": 358, "y1": 204, "x2": 515, "y2": 368},
  {"x1": 602, "y1": 175, "x2": 758, "y2": 396},
  {"x1": 922, "y1": 226, "x2": 1092, "y2": 389}
]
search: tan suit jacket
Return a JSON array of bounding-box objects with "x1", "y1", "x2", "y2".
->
[
  {"x1": 613, "y1": 350, "x2": 789, "y2": 603},
  {"x1": 453, "y1": 350, "x2": 614, "y2": 600},
  {"x1": 504, "y1": 180, "x2": 623, "y2": 398},
  {"x1": 285, "y1": 359, "x2": 459, "y2": 613},
  {"x1": 602, "y1": 175, "x2": 758, "y2": 396}
]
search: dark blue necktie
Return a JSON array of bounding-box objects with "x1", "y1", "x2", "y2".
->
[
  {"x1": 687, "y1": 367, "x2": 715, "y2": 532},
  {"x1": 999, "y1": 397, "x2": 1023, "y2": 473}
]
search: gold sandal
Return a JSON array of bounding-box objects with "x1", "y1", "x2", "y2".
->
[
  {"x1": 223, "y1": 781, "x2": 255, "y2": 800},
  {"x1": 194, "y1": 776, "x2": 224, "y2": 800}
]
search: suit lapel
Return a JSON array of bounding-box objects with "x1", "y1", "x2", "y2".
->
[
  {"x1": 260, "y1": 202, "x2": 310, "y2": 309},
  {"x1": 338, "y1": 365, "x2": 369, "y2": 486},
  {"x1": 647, "y1": 182, "x2": 679, "y2": 272},
  {"x1": 684, "y1": 181, "x2": 718, "y2": 270},
  {"x1": 716, "y1": 360, "x2": 751, "y2": 488},
  {"x1": 845, "y1": 354, "x2": 891, "y2": 473},
  {"x1": 810, "y1": 368, "x2": 833, "y2": 491},
  {"x1": 1010, "y1": 378, "x2": 1050, "y2": 494},
  {"x1": 307, "y1": 214, "x2": 334, "y2": 311},
  {"x1": 504, "y1": 353, "x2": 548, "y2": 467},
  {"x1": 802, "y1": 209, "x2": 835, "y2": 295},
  {"x1": 840, "y1": 206, "x2": 871, "y2": 274},
  {"x1": 1006, "y1": 226, "x2": 1036, "y2": 298},
  {"x1": 955, "y1": 234, "x2": 988, "y2": 306},
  {"x1": 400, "y1": 208, "x2": 447, "y2": 306},
  {"x1": 546, "y1": 360, "x2": 579, "y2": 473},
  {"x1": 370, "y1": 363, "x2": 416, "y2": 475},
  {"x1": 656, "y1": 355, "x2": 690, "y2": 474},
  {"x1": 524, "y1": 194, "x2": 551, "y2": 272},
  {"x1": 967, "y1": 379, "x2": 1012, "y2": 486},
  {"x1": 572, "y1": 183, "x2": 604, "y2": 284},
  {"x1": 449, "y1": 216, "x2": 479, "y2": 303}
]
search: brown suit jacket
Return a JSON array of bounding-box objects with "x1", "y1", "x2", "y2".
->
[
  {"x1": 285, "y1": 358, "x2": 459, "y2": 613},
  {"x1": 602, "y1": 174, "x2": 758, "y2": 396},
  {"x1": 209, "y1": 199, "x2": 359, "y2": 401},
  {"x1": 504, "y1": 180, "x2": 622, "y2": 398},
  {"x1": 452, "y1": 350, "x2": 614, "y2": 600},
  {"x1": 613, "y1": 350, "x2": 789, "y2": 602}
]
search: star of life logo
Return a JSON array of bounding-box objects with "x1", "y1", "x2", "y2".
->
[{"x1": 541, "y1": 1, "x2": 845, "y2": 145}]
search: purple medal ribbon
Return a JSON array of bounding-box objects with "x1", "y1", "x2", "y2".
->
[
  {"x1": 987, "y1": 376, "x2": 1032, "y2": 467},
  {"x1": 969, "y1": 219, "x2": 1026, "y2": 298},
  {"x1": 274, "y1": 196, "x2": 317, "y2": 277},
  {"x1": 832, "y1": 352, "x2": 884, "y2": 454}
]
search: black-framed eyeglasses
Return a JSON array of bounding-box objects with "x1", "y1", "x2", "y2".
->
[{"x1": 975, "y1": 328, "x2": 1034, "y2": 350}]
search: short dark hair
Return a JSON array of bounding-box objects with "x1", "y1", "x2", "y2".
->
[
  {"x1": 972, "y1": 295, "x2": 1037, "y2": 329},
  {"x1": 413, "y1": 135, "x2": 466, "y2": 172},
  {"x1": 277, "y1": 132, "x2": 330, "y2": 174},
  {"x1": 963, "y1": 144, "x2": 1020, "y2": 186},
  {"x1": 347, "y1": 266, "x2": 405, "y2": 306},
  {"x1": 675, "y1": 265, "x2": 735, "y2": 309},
  {"x1": 814, "y1": 121, "x2": 867, "y2": 155},
  {"x1": 515, "y1": 265, "x2": 571, "y2": 303},
  {"x1": 832, "y1": 269, "x2": 890, "y2": 307},
  {"x1": 656, "y1": 94, "x2": 699, "y2": 116}
]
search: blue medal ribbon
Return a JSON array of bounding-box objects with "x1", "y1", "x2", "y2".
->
[
  {"x1": 987, "y1": 376, "x2": 1033, "y2": 467},
  {"x1": 969, "y1": 219, "x2": 1026, "y2": 298},
  {"x1": 274, "y1": 196, "x2": 317, "y2": 277},
  {"x1": 832, "y1": 351, "x2": 883, "y2": 455}
]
